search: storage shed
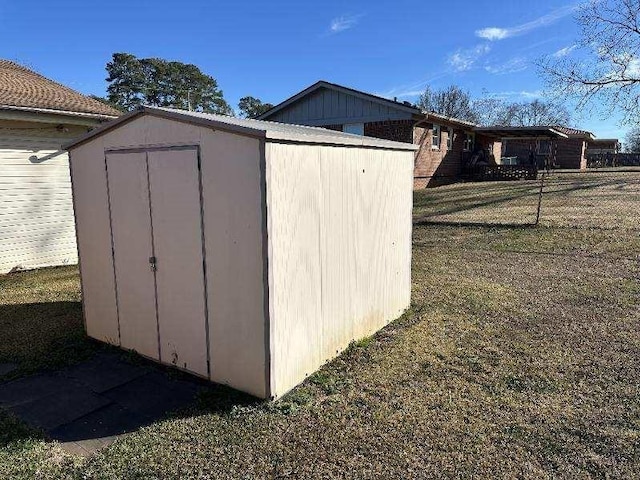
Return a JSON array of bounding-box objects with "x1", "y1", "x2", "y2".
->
[{"x1": 64, "y1": 106, "x2": 416, "y2": 399}]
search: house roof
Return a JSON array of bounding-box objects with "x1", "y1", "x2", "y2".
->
[
  {"x1": 474, "y1": 126, "x2": 570, "y2": 139},
  {"x1": 63, "y1": 106, "x2": 419, "y2": 151},
  {"x1": 425, "y1": 112, "x2": 478, "y2": 129},
  {"x1": 259, "y1": 80, "x2": 484, "y2": 131},
  {"x1": 551, "y1": 125, "x2": 595, "y2": 139},
  {"x1": 589, "y1": 138, "x2": 619, "y2": 144},
  {"x1": 0, "y1": 60, "x2": 121, "y2": 119},
  {"x1": 258, "y1": 80, "x2": 422, "y2": 121}
]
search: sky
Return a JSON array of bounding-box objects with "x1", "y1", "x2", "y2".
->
[{"x1": 0, "y1": 0, "x2": 628, "y2": 139}]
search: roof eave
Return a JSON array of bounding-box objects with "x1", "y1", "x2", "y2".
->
[
  {"x1": 473, "y1": 126, "x2": 570, "y2": 139},
  {"x1": 0, "y1": 104, "x2": 119, "y2": 121},
  {"x1": 423, "y1": 112, "x2": 478, "y2": 129}
]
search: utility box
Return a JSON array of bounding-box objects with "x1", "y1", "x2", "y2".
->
[{"x1": 64, "y1": 106, "x2": 415, "y2": 399}]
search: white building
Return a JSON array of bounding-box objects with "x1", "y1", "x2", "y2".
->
[{"x1": 0, "y1": 60, "x2": 119, "y2": 273}]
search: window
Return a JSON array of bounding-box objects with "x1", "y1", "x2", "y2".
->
[
  {"x1": 463, "y1": 132, "x2": 475, "y2": 151},
  {"x1": 343, "y1": 123, "x2": 364, "y2": 136},
  {"x1": 432, "y1": 124, "x2": 441, "y2": 150},
  {"x1": 537, "y1": 140, "x2": 552, "y2": 155},
  {"x1": 446, "y1": 128, "x2": 454, "y2": 151}
]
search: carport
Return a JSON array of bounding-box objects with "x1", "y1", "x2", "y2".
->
[{"x1": 474, "y1": 126, "x2": 569, "y2": 169}]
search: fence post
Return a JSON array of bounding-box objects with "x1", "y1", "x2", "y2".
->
[{"x1": 535, "y1": 170, "x2": 546, "y2": 226}]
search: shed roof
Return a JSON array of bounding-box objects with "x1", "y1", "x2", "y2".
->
[
  {"x1": 473, "y1": 126, "x2": 570, "y2": 139},
  {"x1": 64, "y1": 106, "x2": 419, "y2": 151},
  {"x1": 0, "y1": 60, "x2": 121, "y2": 119}
]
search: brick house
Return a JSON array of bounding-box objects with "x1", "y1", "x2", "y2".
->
[
  {"x1": 500, "y1": 126, "x2": 599, "y2": 170},
  {"x1": 259, "y1": 81, "x2": 606, "y2": 186},
  {"x1": 258, "y1": 81, "x2": 497, "y2": 188}
]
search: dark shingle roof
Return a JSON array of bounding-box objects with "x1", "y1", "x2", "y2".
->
[
  {"x1": 0, "y1": 60, "x2": 121, "y2": 118},
  {"x1": 552, "y1": 125, "x2": 594, "y2": 138}
]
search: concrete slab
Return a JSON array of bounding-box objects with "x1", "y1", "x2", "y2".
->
[
  {"x1": 9, "y1": 385, "x2": 111, "y2": 431},
  {"x1": 0, "y1": 363, "x2": 17, "y2": 377},
  {"x1": 4, "y1": 352, "x2": 205, "y2": 456},
  {"x1": 59, "y1": 352, "x2": 147, "y2": 394},
  {"x1": 0, "y1": 374, "x2": 77, "y2": 407},
  {"x1": 50, "y1": 403, "x2": 148, "y2": 442},
  {"x1": 103, "y1": 371, "x2": 201, "y2": 420}
]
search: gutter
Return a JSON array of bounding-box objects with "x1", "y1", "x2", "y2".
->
[{"x1": 0, "y1": 104, "x2": 119, "y2": 121}]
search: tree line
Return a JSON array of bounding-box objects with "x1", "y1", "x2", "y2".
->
[
  {"x1": 415, "y1": 85, "x2": 570, "y2": 127},
  {"x1": 93, "y1": 53, "x2": 273, "y2": 118}
]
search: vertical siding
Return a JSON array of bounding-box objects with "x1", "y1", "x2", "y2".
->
[
  {"x1": 199, "y1": 130, "x2": 267, "y2": 398},
  {"x1": 266, "y1": 142, "x2": 413, "y2": 397},
  {"x1": 267, "y1": 87, "x2": 413, "y2": 125},
  {"x1": 0, "y1": 122, "x2": 87, "y2": 273}
]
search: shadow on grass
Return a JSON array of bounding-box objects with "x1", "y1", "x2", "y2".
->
[
  {"x1": 414, "y1": 178, "x2": 622, "y2": 224},
  {"x1": 414, "y1": 219, "x2": 536, "y2": 229},
  {"x1": 0, "y1": 301, "x2": 95, "y2": 380}
]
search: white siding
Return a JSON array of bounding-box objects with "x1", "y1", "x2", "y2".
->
[
  {"x1": 266, "y1": 142, "x2": 414, "y2": 397},
  {"x1": 0, "y1": 122, "x2": 88, "y2": 274}
]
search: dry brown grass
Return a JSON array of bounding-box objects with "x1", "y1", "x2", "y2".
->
[{"x1": 1, "y1": 171, "x2": 639, "y2": 479}]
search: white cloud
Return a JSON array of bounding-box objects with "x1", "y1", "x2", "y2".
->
[
  {"x1": 328, "y1": 14, "x2": 362, "y2": 34},
  {"x1": 484, "y1": 57, "x2": 529, "y2": 75},
  {"x1": 447, "y1": 44, "x2": 491, "y2": 72},
  {"x1": 476, "y1": 28, "x2": 510, "y2": 41},
  {"x1": 553, "y1": 45, "x2": 577, "y2": 58},
  {"x1": 626, "y1": 57, "x2": 640, "y2": 77},
  {"x1": 476, "y1": 4, "x2": 576, "y2": 41},
  {"x1": 376, "y1": 71, "x2": 452, "y2": 99},
  {"x1": 490, "y1": 90, "x2": 544, "y2": 100}
]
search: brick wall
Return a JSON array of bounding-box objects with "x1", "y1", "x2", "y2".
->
[
  {"x1": 503, "y1": 138, "x2": 587, "y2": 169},
  {"x1": 413, "y1": 125, "x2": 467, "y2": 188},
  {"x1": 364, "y1": 120, "x2": 414, "y2": 143},
  {"x1": 556, "y1": 138, "x2": 587, "y2": 169}
]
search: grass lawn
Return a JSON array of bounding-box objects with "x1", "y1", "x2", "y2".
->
[{"x1": 1, "y1": 171, "x2": 639, "y2": 479}]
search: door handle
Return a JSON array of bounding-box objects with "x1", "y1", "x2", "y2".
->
[{"x1": 149, "y1": 256, "x2": 157, "y2": 272}]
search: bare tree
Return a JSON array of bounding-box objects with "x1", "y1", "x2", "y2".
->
[
  {"x1": 417, "y1": 85, "x2": 478, "y2": 123},
  {"x1": 625, "y1": 127, "x2": 640, "y2": 152},
  {"x1": 506, "y1": 100, "x2": 571, "y2": 126},
  {"x1": 538, "y1": 0, "x2": 640, "y2": 125},
  {"x1": 472, "y1": 93, "x2": 570, "y2": 127},
  {"x1": 471, "y1": 95, "x2": 509, "y2": 127}
]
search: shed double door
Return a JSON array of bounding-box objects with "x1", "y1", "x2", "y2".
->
[{"x1": 105, "y1": 148, "x2": 209, "y2": 377}]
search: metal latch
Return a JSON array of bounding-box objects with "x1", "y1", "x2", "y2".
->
[{"x1": 149, "y1": 256, "x2": 157, "y2": 272}]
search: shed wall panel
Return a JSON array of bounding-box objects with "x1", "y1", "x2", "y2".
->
[
  {"x1": 200, "y1": 131, "x2": 267, "y2": 398},
  {"x1": 69, "y1": 140, "x2": 120, "y2": 344},
  {"x1": 266, "y1": 142, "x2": 413, "y2": 397},
  {"x1": 265, "y1": 142, "x2": 323, "y2": 396}
]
